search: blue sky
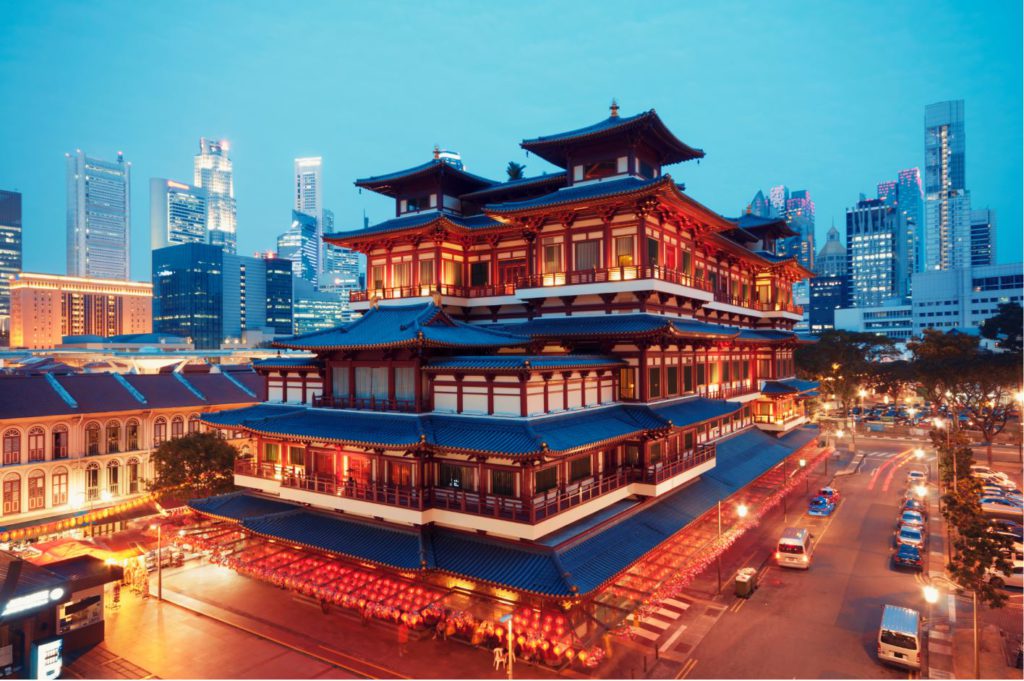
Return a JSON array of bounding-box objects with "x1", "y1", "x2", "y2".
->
[{"x1": 1, "y1": 0, "x2": 1020, "y2": 279}]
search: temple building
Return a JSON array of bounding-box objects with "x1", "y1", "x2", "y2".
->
[{"x1": 198, "y1": 107, "x2": 818, "y2": 620}]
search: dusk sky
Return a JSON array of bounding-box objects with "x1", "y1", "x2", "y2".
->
[{"x1": 1, "y1": 0, "x2": 1020, "y2": 279}]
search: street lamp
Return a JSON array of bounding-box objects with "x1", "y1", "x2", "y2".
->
[
  {"x1": 799, "y1": 458, "x2": 807, "y2": 493},
  {"x1": 914, "y1": 448, "x2": 924, "y2": 460},
  {"x1": 150, "y1": 523, "x2": 163, "y2": 601},
  {"x1": 924, "y1": 580, "x2": 979, "y2": 679},
  {"x1": 737, "y1": 504, "x2": 749, "y2": 519},
  {"x1": 499, "y1": 613, "x2": 514, "y2": 680}
]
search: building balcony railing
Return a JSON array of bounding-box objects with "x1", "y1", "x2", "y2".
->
[
  {"x1": 311, "y1": 395, "x2": 418, "y2": 413},
  {"x1": 699, "y1": 384, "x2": 757, "y2": 400},
  {"x1": 235, "y1": 443, "x2": 717, "y2": 525},
  {"x1": 349, "y1": 283, "x2": 474, "y2": 303},
  {"x1": 753, "y1": 412, "x2": 804, "y2": 426},
  {"x1": 516, "y1": 265, "x2": 711, "y2": 292}
]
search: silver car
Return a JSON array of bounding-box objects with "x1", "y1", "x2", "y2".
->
[
  {"x1": 896, "y1": 526, "x2": 927, "y2": 549},
  {"x1": 897, "y1": 510, "x2": 926, "y2": 530}
]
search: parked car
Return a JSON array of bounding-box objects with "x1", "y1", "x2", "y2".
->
[
  {"x1": 818, "y1": 486, "x2": 842, "y2": 504},
  {"x1": 897, "y1": 510, "x2": 926, "y2": 531},
  {"x1": 985, "y1": 560, "x2": 1024, "y2": 589},
  {"x1": 895, "y1": 526, "x2": 927, "y2": 549},
  {"x1": 808, "y1": 496, "x2": 837, "y2": 517},
  {"x1": 980, "y1": 497, "x2": 1024, "y2": 518},
  {"x1": 901, "y1": 498, "x2": 927, "y2": 516},
  {"x1": 891, "y1": 543, "x2": 924, "y2": 571},
  {"x1": 989, "y1": 518, "x2": 1024, "y2": 541}
]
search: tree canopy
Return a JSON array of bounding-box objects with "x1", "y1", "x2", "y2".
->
[
  {"x1": 149, "y1": 431, "x2": 238, "y2": 500},
  {"x1": 980, "y1": 302, "x2": 1023, "y2": 355},
  {"x1": 506, "y1": 161, "x2": 526, "y2": 180}
]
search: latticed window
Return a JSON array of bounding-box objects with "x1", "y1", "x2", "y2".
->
[
  {"x1": 126, "y1": 420, "x2": 140, "y2": 450},
  {"x1": 171, "y1": 416, "x2": 184, "y2": 439},
  {"x1": 27, "y1": 472, "x2": 45, "y2": 511},
  {"x1": 106, "y1": 422, "x2": 120, "y2": 454},
  {"x1": 85, "y1": 464, "x2": 100, "y2": 502},
  {"x1": 127, "y1": 458, "x2": 141, "y2": 494},
  {"x1": 153, "y1": 418, "x2": 167, "y2": 446},
  {"x1": 188, "y1": 415, "x2": 201, "y2": 433},
  {"x1": 52, "y1": 425, "x2": 68, "y2": 459},
  {"x1": 85, "y1": 423, "x2": 101, "y2": 456},
  {"x1": 27, "y1": 428, "x2": 45, "y2": 462},
  {"x1": 3, "y1": 475, "x2": 20, "y2": 515},
  {"x1": 52, "y1": 468, "x2": 68, "y2": 506},
  {"x1": 3, "y1": 430, "x2": 20, "y2": 466},
  {"x1": 107, "y1": 461, "x2": 120, "y2": 496},
  {"x1": 534, "y1": 466, "x2": 557, "y2": 493}
]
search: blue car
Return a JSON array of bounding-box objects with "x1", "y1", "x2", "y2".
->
[
  {"x1": 808, "y1": 496, "x2": 836, "y2": 517},
  {"x1": 891, "y1": 543, "x2": 924, "y2": 571}
]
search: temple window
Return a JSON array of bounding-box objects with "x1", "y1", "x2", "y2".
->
[
  {"x1": 534, "y1": 466, "x2": 557, "y2": 493},
  {"x1": 402, "y1": 194, "x2": 434, "y2": 213},
  {"x1": 618, "y1": 367, "x2": 636, "y2": 399},
  {"x1": 666, "y1": 366, "x2": 679, "y2": 396},
  {"x1": 624, "y1": 445, "x2": 641, "y2": 467},
  {"x1": 355, "y1": 367, "x2": 389, "y2": 400},
  {"x1": 263, "y1": 443, "x2": 280, "y2": 463},
  {"x1": 418, "y1": 259, "x2": 435, "y2": 286},
  {"x1": 647, "y1": 238, "x2": 659, "y2": 267},
  {"x1": 441, "y1": 260, "x2": 463, "y2": 287},
  {"x1": 574, "y1": 158, "x2": 619, "y2": 182},
  {"x1": 491, "y1": 470, "x2": 515, "y2": 497},
  {"x1": 392, "y1": 262, "x2": 412, "y2": 288},
  {"x1": 614, "y1": 236, "x2": 634, "y2": 267},
  {"x1": 470, "y1": 262, "x2": 489, "y2": 286},
  {"x1": 649, "y1": 442, "x2": 663, "y2": 465},
  {"x1": 372, "y1": 265, "x2": 385, "y2": 290},
  {"x1": 394, "y1": 367, "x2": 416, "y2": 402},
  {"x1": 683, "y1": 365, "x2": 694, "y2": 392},
  {"x1": 573, "y1": 240, "x2": 600, "y2": 271},
  {"x1": 287, "y1": 446, "x2": 305, "y2": 467},
  {"x1": 569, "y1": 456, "x2": 592, "y2": 482},
  {"x1": 541, "y1": 240, "x2": 562, "y2": 274},
  {"x1": 681, "y1": 250, "x2": 692, "y2": 275},
  {"x1": 637, "y1": 159, "x2": 657, "y2": 179},
  {"x1": 439, "y1": 463, "x2": 474, "y2": 490},
  {"x1": 648, "y1": 367, "x2": 662, "y2": 398}
]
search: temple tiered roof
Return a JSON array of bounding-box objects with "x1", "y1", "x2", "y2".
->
[
  {"x1": 520, "y1": 109, "x2": 704, "y2": 168},
  {"x1": 272, "y1": 302, "x2": 529, "y2": 352},
  {"x1": 354, "y1": 159, "x2": 495, "y2": 197}
]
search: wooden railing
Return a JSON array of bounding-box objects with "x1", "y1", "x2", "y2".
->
[
  {"x1": 700, "y1": 384, "x2": 757, "y2": 400},
  {"x1": 236, "y1": 444, "x2": 717, "y2": 524},
  {"x1": 312, "y1": 395, "x2": 417, "y2": 413},
  {"x1": 516, "y1": 265, "x2": 711, "y2": 292}
]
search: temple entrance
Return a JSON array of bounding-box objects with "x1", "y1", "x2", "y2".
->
[
  {"x1": 388, "y1": 461, "x2": 413, "y2": 487},
  {"x1": 341, "y1": 453, "x2": 372, "y2": 487}
]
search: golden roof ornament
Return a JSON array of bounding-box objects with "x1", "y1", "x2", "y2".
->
[{"x1": 610, "y1": 98, "x2": 619, "y2": 118}]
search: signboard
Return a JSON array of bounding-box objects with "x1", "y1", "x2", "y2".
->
[
  {"x1": 0, "y1": 588, "x2": 65, "y2": 618},
  {"x1": 29, "y1": 637, "x2": 62, "y2": 680}
]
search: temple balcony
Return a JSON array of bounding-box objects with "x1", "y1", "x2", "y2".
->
[
  {"x1": 513, "y1": 265, "x2": 714, "y2": 303},
  {"x1": 232, "y1": 443, "x2": 716, "y2": 541},
  {"x1": 311, "y1": 395, "x2": 419, "y2": 413},
  {"x1": 349, "y1": 283, "x2": 520, "y2": 310},
  {"x1": 753, "y1": 412, "x2": 808, "y2": 432}
]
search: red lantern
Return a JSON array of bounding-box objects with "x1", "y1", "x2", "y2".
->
[{"x1": 565, "y1": 648, "x2": 575, "y2": 661}]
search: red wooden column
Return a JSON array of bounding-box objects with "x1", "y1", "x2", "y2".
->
[
  {"x1": 486, "y1": 375, "x2": 496, "y2": 415},
  {"x1": 387, "y1": 360, "x2": 396, "y2": 409},
  {"x1": 561, "y1": 372, "x2": 571, "y2": 411},
  {"x1": 541, "y1": 373, "x2": 551, "y2": 413},
  {"x1": 455, "y1": 374, "x2": 464, "y2": 414},
  {"x1": 519, "y1": 374, "x2": 529, "y2": 417},
  {"x1": 580, "y1": 371, "x2": 589, "y2": 408},
  {"x1": 414, "y1": 359, "x2": 423, "y2": 412},
  {"x1": 348, "y1": 364, "x2": 356, "y2": 405},
  {"x1": 638, "y1": 345, "x2": 650, "y2": 401}
]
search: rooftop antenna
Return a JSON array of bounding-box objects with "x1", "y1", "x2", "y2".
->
[{"x1": 610, "y1": 98, "x2": 620, "y2": 118}]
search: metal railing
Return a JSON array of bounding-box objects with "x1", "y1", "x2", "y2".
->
[{"x1": 642, "y1": 443, "x2": 716, "y2": 484}]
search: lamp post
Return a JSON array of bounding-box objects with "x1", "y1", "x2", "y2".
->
[
  {"x1": 499, "y1": 613, "x2": 514, "y2": 680},
  {"x1": 716, "y1": 500, "x2": 723, "y2": 593},
  {"x1": 799, "y1": 458, "x2": 807, "y2": 493},
  {"x1": 150, "y1": 523, "x2": 163, "y2": 601},
  {"x1": 782, "y1": 458, "x2": 788, "y2": 523}
]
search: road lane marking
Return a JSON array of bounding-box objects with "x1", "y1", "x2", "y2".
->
[
  {"x1": 868, "y1": 448, "x2": 913, "y2": 490},
  {"x1": 881, "y1": 450, "x2": 918, "y2": 492},
  {"x1": 729, "y1": 598, "x2": 748, "y2": 613},
  {"x1": 676, "y1": 658, "x2": 698, "y2": 679},
  {"x1": 630, "y1": 626, "x2": 660, "y2": 641},
  {"x1": 663, "y1": 597, "x2": 691, "y2": 610},
  {"x1": 644, "y1": 616, "x2": 672, "y2": 630}
]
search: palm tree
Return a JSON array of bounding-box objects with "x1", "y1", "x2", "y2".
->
[{"x1": 506, "y1": 161, "x2": 526, "y2": 180}]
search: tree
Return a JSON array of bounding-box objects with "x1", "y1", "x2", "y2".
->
[
  {"x1": 980, "y1": 302, "x2": 1023, "y2": 355},
  {"x1": 931, "y1": 432, "x2": 1014, "y2": 609},
  {"x1": 506, "y1": 161, "x2": 526, "y2": 180},
  {"x1": 910, "y1": 329, "x2": 1022, "y2": 466},
  {"x1": 795, "y1": 330, "x2": 898, "y2": 451},
  {"x1": 149, "y1": 431, "x2": 238, "y2": 500}
]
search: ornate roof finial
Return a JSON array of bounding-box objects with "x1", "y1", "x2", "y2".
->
[
  {"x1": 610, "y1": 98, "x2": 619, "y2": 118},
  {"x1": 432, "y1": 144, "x2": 440, "y2": 160},
  {"x1": 431, "y1": 290, "x2": 442, "y2": 307},
  {"x1": 745, "y1": 204, "x2": 753, "y2": 215}
]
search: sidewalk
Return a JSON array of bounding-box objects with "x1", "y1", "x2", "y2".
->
[{"x1": 157, "y1": 562, "x2": 560, "y2": 679}]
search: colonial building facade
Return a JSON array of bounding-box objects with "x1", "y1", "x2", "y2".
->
[
  {"x1": 202, "y1": 107, "x2": 818, "y2": 599},
  {"x1": 0, "y1": 370, "x2": 261, "y2": 537}
]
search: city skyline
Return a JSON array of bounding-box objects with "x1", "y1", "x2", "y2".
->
[{"x1": 1, "y1": 1, "x2": 1020, "y2": 281}]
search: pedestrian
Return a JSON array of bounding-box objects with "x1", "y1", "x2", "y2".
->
[
  {"x1": 361, "y1": 604, "x2": 372, "y2": 627},
  {"x1": 397, "y1": 621, "x2": 410, "y2": 657},
  {"x1": 434, "y1": 617, "x2": 446, "y2": 641}
]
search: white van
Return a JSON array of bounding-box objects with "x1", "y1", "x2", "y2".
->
[
  {"x1": 878, "y1": 605, "x2": 921, "y2": 669},
  {"x1": 775, "y1": 527, "x2": 813, "y2": 569}
]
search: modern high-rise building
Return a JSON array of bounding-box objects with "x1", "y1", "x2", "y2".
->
[
  {"x1": 874, "y1": 169, "x2": 924, "y2": 295},
  {"x1": 66, "y1": 150, "x2": 131, "y2": 280},
  {"x1": 808, "y1": 275, "x2": 849, "y2": 335},
  {"x1": 277, "y1": 211, "x2": 319, "y2": 285},
  {"x1": 924, "y1": 100, "x2": 971, "y2": 271},
  {"x1": 194, "y1": 138, "x2": 237, "y2": 253},
  {"x1": 768, "y1": 185, "x2": 788, "y2": 218},
  {"x1": 815, "y1": 224, "x2": 846, "y2": 277},
  {"x1": 150, "y1": 178, "x2": 208, "y2": 249},
  {"x1": 0, "y1": 190, "x2": 23, "y2": 326},
  {"x1": 9, "y1": 273, "x2": 152, "y2": 348},
  {"x1": 784, "y1": 189, "x2": 815, "y2": 272},
  {"x1": 846, "y1": 195, "x2": 909, "y2": 308},
  {"x1": 294, "y1": 157, "x2": 324, "y2": 274},
  {"x1": 291, "y1": 277, "x2": 350, "y2": 335},
  {"x1": 152, "y1": 243, "x2": 292, "y2": 348},
  {"x1": 969, "y1": 209, "x2": 996, "y2": 267}
]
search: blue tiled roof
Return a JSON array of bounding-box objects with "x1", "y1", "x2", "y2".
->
[
  {"x1": 424, "y1": 355, "x2": 624, "y2": 372},
  {"x1": 520, "y1": 110, "x2": 704, "y2": 168},
  {"x1": 778, "y1": 378, "x2": 820, "y2": 393},
  {"x1": 244, "y1": 510, "x2": 424, "y2": 570},
  {"x1": 200, "y1": 403, "x2": 306, "y2": 428},
  {"x1": 753, "y1": 250, "x2": 795, "y2": 263},
  {"x1": 737, "y1": 329, "x2": 797, "y2": 341},
  {"x1": 203, "y1": 400, "x2": 740, "y2": 457},
  {"x1": 485, "y1": 176, "x2": 668, "y2": 214},
  {"x1": 325, "y1": 211, "x2": 504, "y2": 241},
  {"x1": 761, "y1": 381, "x2": 799, "y2": 395},
  {"x1": 650, "y1": 397, "x2": 741, "y2": 428},
  {"x1": 354, "y1": 159, "x2": 496, "y2": 194},
  {"x1": 430, "y1": 531, "x2": 572, "y2": 596},
  {"x1": 727, "y1": 214, "x2": 798, "y2": 238},
  {"x1": 274, "y1": 303, "x2": 528, "y2": 351},
  {"x1": 494, "y1": 314, "x2": 673, "y2": 338},
  {"x1": 459, "y1": 172, "x2": 567, "y2": 201},
  {"x1": 252, "y1": 357, "x2": 319, "y2": 369},
  {"x1": 188, "y1": 491, "x2": 299, "y2": 521},
  {"x1": 668, "y1": 319, "x2": 739, "y2": 337}
]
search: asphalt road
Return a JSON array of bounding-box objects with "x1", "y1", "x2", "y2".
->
[{"x1": 688, "y1": 440, "x2": 933, "y2": 679}]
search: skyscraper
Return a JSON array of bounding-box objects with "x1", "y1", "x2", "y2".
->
[
  {"x1": 768, "y1": 185, "x2": 788, "y2": 218},
  {"x1": 969, "y1": 209, "x2": 995, "y2": 266},
  {"x1": 0, "y1": 190, "x2": 23, "y2": 325},
  {"x1": 924, "y1": 100, "x2": 971, "y2": 271},
  {"x1": 277, "y1": 210, "x2": 319, "y2": 285},
  {"x1": 66, "y1": 150, "x2": 131, "y2": 279},
  {"x1": 784, "y1": 189, "x2": 815, "y2": 271},
  {"x1": 815, "y1": 224, "x2": 846, "y2": 277},
  {"x1": 896, "y1": 168, "x2": 925, "y2": 276},
  {"x1": 295, "y1": 157, "x2": 324, "y2": 274},
  {"x1": 846, "y1": 195, "x2": 909, "y2": 307},
  {"x1": 150, "y1": 178, "x2": 208, "y2": 249},
  {"x1": 194, "y1": 138, "x2": 237, "y2": 253},
  {"x1": 153, "y1": 243, "x2": 292, "y2": 349}
]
